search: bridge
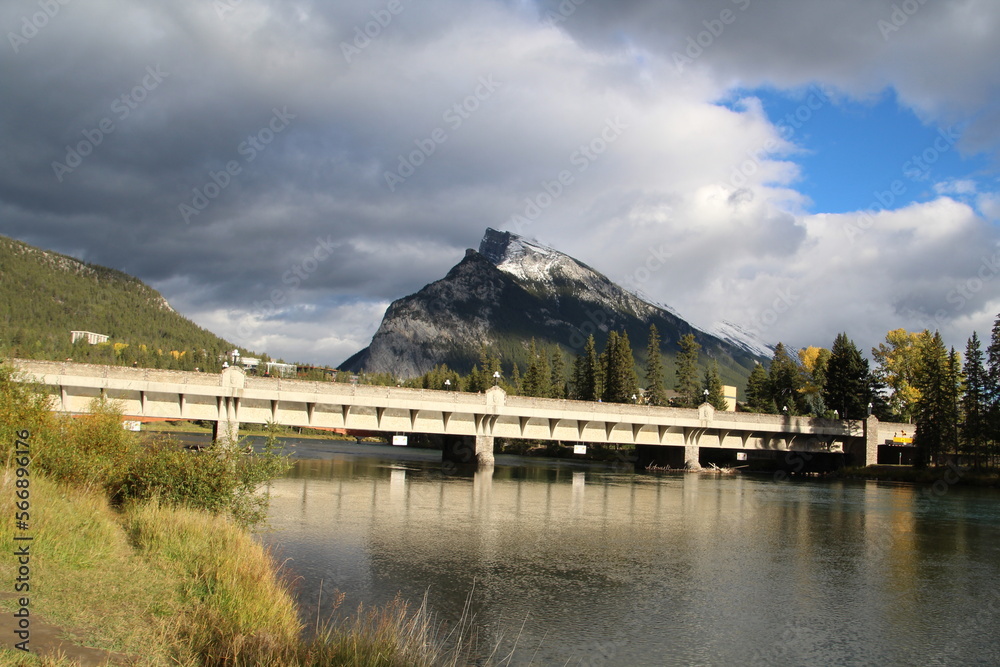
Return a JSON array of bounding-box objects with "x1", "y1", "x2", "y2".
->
[{"x1": 11, "y1": 359, "x2": 893, "y2": 469}]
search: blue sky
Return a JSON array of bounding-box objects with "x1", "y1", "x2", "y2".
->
[{"x1": 725, "y1": 86, "x2": 995, "y2": 216}]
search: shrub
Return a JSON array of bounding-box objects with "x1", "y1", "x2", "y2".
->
[
  {"x1": 37, "y1": 397, "x2": 141, "y2": 491},
  {"x1": 113, "y1": 435, "x2": 289, "y2": 526},
  {"x1": 0, "y1": 361, "x2": 56, "y2": 462}
]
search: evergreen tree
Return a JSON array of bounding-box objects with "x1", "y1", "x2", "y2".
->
[
  {"x1": 745, "y1": 362, "x2": 772, "y2": 413},
  {"x1": 466, "y1": 364, "x2": 485, "y2": 392},
  {"x1": 521, "y1": 339, "x2": 551, "y2": 398},
  {"x1": 962, "y1": 332, "x2": 989, "y2": 467},
  {"x1": 768, "y1": 342, "x2": 803, "y2": 415},
  {"x1": 703, "y1": 361, "x2": 728, "y2": 411},
  {"x1": 644, "y1": 325, "x2": 668, "y2": 406},
  {"x1": 549, "y1": 349, "x2": 567, "y2": 399},
  {"x1": 985, "y1": 315, "x2": 1000, "y2": 466},
  {"x1": 674, "y1": 333, "x2": 701, "y2": 408},
  {"x1": 913, "y1": 331, "x2": 955, "y2": 466},
  {"x1": 823, "y1": 333, "x2": 871, "y2": 419},
  {"x1": 572, "y1": 334, "x2": 601, "y2": 401},
  {"x1": 602, "y1": 331, "x2": 639, "y2": 404},
  {"x1": 946, "y1": 347, "x2": 963, "y2": 458}
]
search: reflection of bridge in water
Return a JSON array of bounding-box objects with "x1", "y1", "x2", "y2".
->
[{"x1": 14, "y1": 359, "x2": 904, "y2": 469}]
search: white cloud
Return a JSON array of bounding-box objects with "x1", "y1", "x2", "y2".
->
[{"x1": 3, "y1": 0, "x2": 1000, "y2": 365}]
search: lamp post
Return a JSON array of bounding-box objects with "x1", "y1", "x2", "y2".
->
[
  {"x1": 703, "y1": 389, "x2": 709, "y2": 404},
  {"x1": 493, "y1": 371, "x2": 500, "y2": 386},
  {"x1": 444, "y1": 379, "x2": 451, "y2": 391}
]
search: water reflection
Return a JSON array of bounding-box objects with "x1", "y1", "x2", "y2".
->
[{"x1": 259, "y1": 450, "x2": 1000, "y2": 666}]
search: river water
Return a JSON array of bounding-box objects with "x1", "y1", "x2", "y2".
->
[{"x1": 256, "y1": 439, "x2": 1000, "y2": 666}]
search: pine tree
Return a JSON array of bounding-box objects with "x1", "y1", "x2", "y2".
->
[
  {"x1": 985, "y1": 315, "x2": 1000, "y2": 466},
  {"x1": 768, "y1": 342, "x2": 803, "y2": 415},
  {"x1": 674, "y1": 333, "x2": 701, "y2": 408},
  {"x1": 521, "y1": 339, "x2": 551, "y2": 397},
  {"x1": 946, "y1": 346, "x2": 963, "y2": 459},
  {"x1": 509, "y1": 362, "x2": 520, "y2": 393},
  {"x1": 962, "y1": 332, "x2": 989, "y2": 467},
  {"x1": 644, "y1": 325, "x2": 668, "y2": 406},
  {"x1": 913, "y1": 331, "x2": 954, "y2": 466},
  {"x1": 745, "y1": 362, "x2": 772, "y2": 413},
  {"x1": 602, "y1": 331, "x2": 639, "y2": 404},
  {"x1": 823, "y1": 333, "x2": 871, "y2": 419},
  {"x1": 703, "y1": 361, "x2": 728, "y2": 411},
  {"x1": 549, "y1": 349, "x2": 567, "y2": 399},
  {"x1": 573, "y1": 334, "x2": 601, "y2": 401}
]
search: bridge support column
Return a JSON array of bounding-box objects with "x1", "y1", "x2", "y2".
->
[
  {"x1": 212, "y1": 415, "x2": 240, "y2": 448},
  {"x1": 442, "y1": 435, "x2": 494, "y2": 468},
  {"x1": 860, "y1": 415, "x2": 879, "y2": 467},
  {"x1": 684, "y1": 443, "x2": 701, "y2": 470}
]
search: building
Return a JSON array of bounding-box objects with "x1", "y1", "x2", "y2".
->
[
  {"x1": 723, "y1": 385, "x2": 738, "y2": 412},
  {"x1": 266, "y1": 362, "x2": 297, "y2": 377},
  {"x1": 70, "y1": 330, "x2": 109, "y2": 345}
]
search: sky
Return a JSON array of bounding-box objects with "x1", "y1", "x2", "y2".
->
[{"x1": 2, "y1": 0, "x2": 999, "y2": 366}]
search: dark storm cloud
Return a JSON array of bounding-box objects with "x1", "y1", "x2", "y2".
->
[{"x1": 1, "y1": 0, "x2": 999, "y2": 364}]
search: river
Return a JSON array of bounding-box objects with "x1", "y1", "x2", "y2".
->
[{"x1": 255, "y1": 438, "x2": 1000, "y2": 666}]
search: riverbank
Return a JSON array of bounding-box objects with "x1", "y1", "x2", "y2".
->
[
  {"x1": 0, "y1": 471, "x2": 487, "y2": 666},
  {"x1": 835, "y1": 464, "x2": 1000, "y2": 487}
]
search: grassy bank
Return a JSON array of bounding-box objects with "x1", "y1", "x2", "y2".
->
[{"x1": 0, "y1": 474, "x2": 478, "y2": 666}]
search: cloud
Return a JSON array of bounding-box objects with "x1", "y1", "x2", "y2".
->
[{"x1": 1, "y1": 0, "x2": 999, "y2": 366}]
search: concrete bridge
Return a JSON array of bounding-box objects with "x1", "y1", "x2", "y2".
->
[{"x1": 11, "y1": 359, "x2": 889, "y2": 468}]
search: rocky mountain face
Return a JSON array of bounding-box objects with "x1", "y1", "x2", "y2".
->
[{"x1": 341, "y1": 228, "x2": 771, "y2": 386}]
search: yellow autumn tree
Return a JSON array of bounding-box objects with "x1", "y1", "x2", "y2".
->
[
  {"x1": 798, "y1": 345, "x2": 831, "y2": 412},
  {"x1": 872, "y1": 328, "x2": 928, "y2": 422}
]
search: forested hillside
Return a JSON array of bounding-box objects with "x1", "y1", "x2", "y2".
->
[{"x1": 0, "y1": 235, "x2": 245, "y2": 371}]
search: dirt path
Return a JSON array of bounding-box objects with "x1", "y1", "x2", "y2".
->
[{"x1": 0, "y1": 598, "x2": 131, "y2": 666}]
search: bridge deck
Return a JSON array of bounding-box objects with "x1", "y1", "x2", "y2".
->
[{"x1": 11, "y1": 359, "x2": 884, "y2": 464}]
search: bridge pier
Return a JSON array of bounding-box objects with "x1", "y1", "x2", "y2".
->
[
  {"x1": 859, "y1": 415, "x2": 879, "y2": 467},
  {"x1": 442, "y1": 435, "x2": 494, "y2": 468},
  {"x1": 212, "y1": 416, "x2": 240, "y2": 447},
  {"x1": 684, "y1": 443, "x2": 701, "y2": 470}
]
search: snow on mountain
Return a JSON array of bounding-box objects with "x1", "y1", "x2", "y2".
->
[
  {"x1": 708, "y1": 320, "x2": 775, "y2": 359},
  {"x1": 484, "y1": 228, "x2": 775, "y2": 359}
]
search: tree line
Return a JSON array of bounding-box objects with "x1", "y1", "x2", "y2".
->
[
  {"x1": 405, "y1": 325, "x2": 730, "y2": 410},
  {"x1": 407, "y1": 317, "x2": 1000, "y2": 469},
  {"x1": 743, "y1": 323, "x2": 1000, "y2": 468}
]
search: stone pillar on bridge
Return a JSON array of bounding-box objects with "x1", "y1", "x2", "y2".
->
[
  {"x1": 475, "y1": 435, "x2": 495, "y2": 467},
  {"x1": 860, "y1": 415, "x2": 879, "y2": 467},
  {"x1": 213, "y1": 366, "x2": 245, "y2": 448},
  {"x1": 683, "y1": 442, "x2": 701, "y2": 470}
]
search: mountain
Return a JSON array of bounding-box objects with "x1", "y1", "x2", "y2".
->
[
  {"x1": 0, "y1": 234, "x2": 243, "y2": 370},
  {"x1": 342, "y1": 228, "x2": 772, "y2": 388}
]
